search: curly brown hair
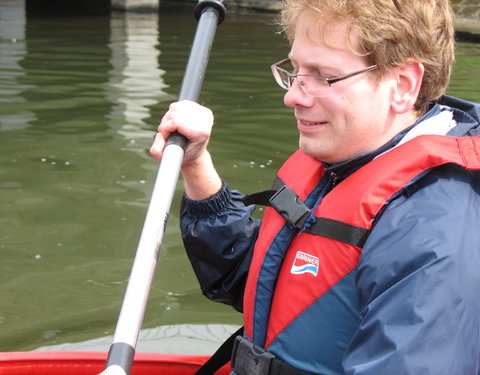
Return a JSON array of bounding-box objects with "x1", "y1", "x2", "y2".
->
[{"x1": 278, "y1": 0, "x2": 455, "y2": 114}]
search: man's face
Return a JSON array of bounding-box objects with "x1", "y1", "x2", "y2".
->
[{"x1": 284, "y1": 20, "x2": 400, "y2": 164}]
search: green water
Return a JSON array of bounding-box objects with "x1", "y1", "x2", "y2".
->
[{"x1": 0, "y1": 0, "x2": 479, "y2": 351}]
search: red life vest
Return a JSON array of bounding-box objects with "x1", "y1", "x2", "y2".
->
[{"x1": 243, "y1": 134, "x2": 480, "y2": 355}]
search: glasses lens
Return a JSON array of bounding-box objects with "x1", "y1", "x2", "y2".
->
[
  {"x1": 271, "y1": 59, "x2": 349, "y2": 97},
  {"x1": 271, "y1": 63, "x2": 330, "y2": 96},
  {"x1": 272, "y1": 66, "x2": 291, "y2": 90}
]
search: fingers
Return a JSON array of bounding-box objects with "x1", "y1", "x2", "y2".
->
[
  {"x1": 150, "y1": 100, "x2": 214, "y2": 164},
  {"x1": 164, "y1": 101, "x2": 213, "y2": 137},
  {"x1": 150, "y1": 132, "x2": 166, "y2": 162}
]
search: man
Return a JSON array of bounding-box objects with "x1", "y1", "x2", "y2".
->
[{"x1": 151, "y1": 0, "x2": 480, "y2": 373}]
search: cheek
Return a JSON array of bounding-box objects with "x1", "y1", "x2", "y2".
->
[{"x1": 315, "y1": 96, "x2": 343, "y2": 117}]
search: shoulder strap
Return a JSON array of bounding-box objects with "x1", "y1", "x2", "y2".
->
[{"x1": 307, "y1": 217, "x2": 369, "y2": 248}]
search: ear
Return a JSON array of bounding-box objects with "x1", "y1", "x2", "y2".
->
[{"x1": 390, "y1": 60, "x2": 425, "y2": 114}]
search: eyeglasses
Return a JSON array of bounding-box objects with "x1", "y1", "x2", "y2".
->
[{"x1": 271, "y1": 58, "x2": 378, "y2": 97}]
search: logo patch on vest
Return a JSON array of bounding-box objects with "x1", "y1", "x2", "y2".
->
[{"x1": 291, "y1": 251, "x2": 319, "y2": 276}]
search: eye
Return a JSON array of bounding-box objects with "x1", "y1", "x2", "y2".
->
[
  {"x1": 316, "y1": 71, "x2": 328, "y2": 78},
  {"x1": 317, "y1": 67, "x2": 339, "y2": 79},
  {"x1": 289, "y1": 63, "x2": 299, "y2": 75}
]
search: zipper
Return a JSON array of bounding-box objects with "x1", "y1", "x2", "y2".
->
[
  {"x1": 330, "y1": 171, "x2": 339, "y2": 187},
  {"x1": 299, "y1": 171, "x2": 337, "y2": 235}
]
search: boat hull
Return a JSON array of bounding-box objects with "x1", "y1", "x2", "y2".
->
[{"x1": 0, "y1": 351, "x2": 231, "y2": 375}]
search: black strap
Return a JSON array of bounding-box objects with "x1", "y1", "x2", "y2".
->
[
  {"x1": 269, "y1": 359, "x2": 310, "y2": 375},
  {"x1": 194, "y1": 326, "x2": 244, "y2": 375},
  {"x1": 307, "y1": 217, "x2": 369, "y2": 248},
  {"x1": 241, "y1": 177, "x2": 285, "y2": 207},
  {"x1": 242, "y1": 190, "x2": 277, "y2": 207}
]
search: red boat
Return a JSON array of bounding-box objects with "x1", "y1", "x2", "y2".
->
[{"x1": 0, "y1": 351, "x2": 231, "y2": 375}]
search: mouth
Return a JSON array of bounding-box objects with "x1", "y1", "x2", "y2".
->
[
  {"x1": 298, "y1": 119, "x2": 328, "y2": 129},
  {"x1": 301, "y1": 120, "x2": 324, "y2": 125}
]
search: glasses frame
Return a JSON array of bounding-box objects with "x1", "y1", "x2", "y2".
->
[{"x1": 271, "y1": 58, "x2": 378, "y2": 97}]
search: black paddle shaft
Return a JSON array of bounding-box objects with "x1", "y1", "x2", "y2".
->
[{"x1": 166, "y1": 0, "x2": 226, "y2": 150}]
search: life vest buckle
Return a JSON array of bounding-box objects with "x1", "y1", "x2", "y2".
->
[
  {"x1": 231, "y1": 336, "x2": 310, "y2": 375},
  {"x1": 231, "y1": 336, "x2": 274, "y2": 375},
  {"x1": 269, "y1": 185, "x2": 311, "y2": 228}
]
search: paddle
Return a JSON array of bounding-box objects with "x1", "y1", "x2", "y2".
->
[{"x1": 99, "y1": 1, "x2": 226, "y2": 374}]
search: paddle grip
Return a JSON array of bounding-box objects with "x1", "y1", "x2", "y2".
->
[{"x1": 165, "y1": 131, "x2": 188, "y2": 150}]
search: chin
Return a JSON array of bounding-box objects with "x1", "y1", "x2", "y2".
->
[
  {"x1": 300, "y1": 146, "x2": 327, "y2": 162},
  {"x1": 302, "y1": 148, "x2": 346, "y2": 165}
]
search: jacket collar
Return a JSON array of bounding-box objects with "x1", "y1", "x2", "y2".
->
[{"x1": 324, "y1": 95, "x2": 480, "y2": 182}]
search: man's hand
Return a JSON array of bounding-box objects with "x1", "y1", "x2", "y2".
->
[
  {"x1": 150, "y1": 100, "x2": 222, "y2": 200},
  {"x1": 150, "y1": 100, "x2": 214, "y2": 167}
]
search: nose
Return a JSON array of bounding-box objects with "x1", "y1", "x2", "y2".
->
[{"x1": 283, "y1": 78, "x2": 314, "y2": 108}]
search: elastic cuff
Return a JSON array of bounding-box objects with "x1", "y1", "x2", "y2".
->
[{"x1": 182, "y1": 180, "x2": 232, "y2": 217}]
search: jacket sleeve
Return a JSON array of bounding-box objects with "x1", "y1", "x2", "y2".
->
[
  {"x1": 343, "y1": 165, "x2": 480, "y2": 374},
  {"x1": 180, "y1": 181, "x2": 260, "y2": 312}
]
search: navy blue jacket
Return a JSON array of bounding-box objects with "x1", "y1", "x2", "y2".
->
[{"x1": 180, "y1": 95, "x2": 480, "y2": 374}]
